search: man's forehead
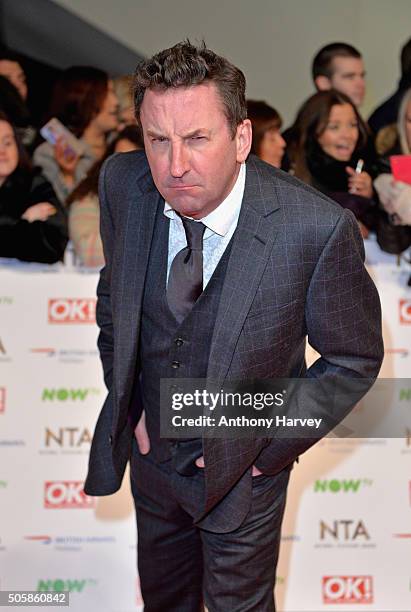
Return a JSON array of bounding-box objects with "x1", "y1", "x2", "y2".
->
[
  {"x1": 140, "y1": 82, "x2": 226, "y2": 128},
  {"x1": 331, "y1": 56, "x2": 364, "y2": 75}
]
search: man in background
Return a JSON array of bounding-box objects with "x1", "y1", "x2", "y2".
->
[{"x1": 312, "y1": 42, "x2": 366, "y2": 108}]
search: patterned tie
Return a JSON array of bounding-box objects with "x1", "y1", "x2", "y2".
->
[{"x1": 167, "y1": 216, "x2": 206, "y2": 323}]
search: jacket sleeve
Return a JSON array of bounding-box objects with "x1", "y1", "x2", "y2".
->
[
  {"x1": 255, "y1": 209, "x2": 384, "y2": 475},
  {"x1": 0, "y1": 174, "x2": 68, "y2": 263},
  {"x1": 95, "y1": 158, "x2": 115, "y2": 390}
]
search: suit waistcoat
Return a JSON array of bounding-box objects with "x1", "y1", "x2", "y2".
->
[{"x1": 139, "y1": 201, "x2": 233, "y2": 464}]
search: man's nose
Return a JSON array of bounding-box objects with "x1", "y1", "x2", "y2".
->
[{"x1": 170, "y1": 142, "x2": 190, "y2": 178}]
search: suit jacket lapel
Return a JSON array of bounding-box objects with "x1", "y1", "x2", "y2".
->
[
  {"x1": 201, "y1": 157, "x2": 285, "y2": 517},
  {"x1": 206, "y1": 156, "x2": 282, "y2": 384}
]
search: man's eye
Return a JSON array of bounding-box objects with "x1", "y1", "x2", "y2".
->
[
  {"x1": 191, "y1": 136, "x2": 205, "y2": 140},
  {"x1": 152, "y1": 137, "x2": 167, "y2": 143}
]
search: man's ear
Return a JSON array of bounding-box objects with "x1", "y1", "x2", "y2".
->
[
  {"x1": 236, "y1": 119, "x2": 252, "y2": 163},
  {"x1": 314, "y1": 75, "x2": 332, "y2": 91}
]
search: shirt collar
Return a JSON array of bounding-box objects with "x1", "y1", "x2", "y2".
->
[{"x1": 163, "y1": 162, "x2": 246, "y2": 237}]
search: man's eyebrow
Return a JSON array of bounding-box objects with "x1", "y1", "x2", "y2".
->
[
  {"x1": 146, "y1": 129, "x2": 165, "y2": 138},
  {"x1": 184, "y1": 129, "x2": 210, "y2": 137},
  {"x1": 340, "y1": 71, "x2": 366, "y2": 78}
]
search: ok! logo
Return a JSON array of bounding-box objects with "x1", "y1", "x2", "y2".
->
[{"x1": 48, "y1": 299, "x2": 96, "y2": 324}]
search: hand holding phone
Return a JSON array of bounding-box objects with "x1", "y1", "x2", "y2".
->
[{"x1": 54, "y1": 137, "x2": 79, "y2": 177}]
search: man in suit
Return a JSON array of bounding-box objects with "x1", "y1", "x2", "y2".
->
[{"x1": 85, "y1": 41, "x2": 383, "y2": 611}]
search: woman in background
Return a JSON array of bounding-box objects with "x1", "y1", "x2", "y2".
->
[
  {"x1": 287, "y1": 90, "x2": 377, "y2": 234},
  {"x1": 247, "y1": 100, "x2": 286, "y2": 167},
  {"x1": 287, "y1": 90, "x2": 411, "y2": 252},
  {"x1": 374, "y1": 88, "x2": 411, "y2": 226},
  {"x1": 0, "y1": 112, "x2": 67, "y2": 263},
  {"x1": 67, "y1": 125, "x2": 143, "y2": 267},
  {"x1": 33, "y1": 66, "x2": 118, "y2": 203}
]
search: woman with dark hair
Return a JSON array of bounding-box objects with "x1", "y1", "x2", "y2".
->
[
  {"x1": 287, "y1": 90, "x2": 377, "y2": 233},
  {"x1": 67, "y1": 126, "x2": 143, "y2": 267},
  {"x1": 33, "y1": 66, "x2": 118, "y2": 202},
  {"x1": 0, "y1": 112, "x2": 68, "y2": 263},
  {"x1": 287, "y1": 90, "x2": 411, "y2": 252},
  {"x1": 247, "y1": 100, "x2": 285, "y2": 167}
]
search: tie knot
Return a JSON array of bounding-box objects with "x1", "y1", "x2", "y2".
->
[{"x1": 181, "y1": 217, "x2": 206, "y2": 250}]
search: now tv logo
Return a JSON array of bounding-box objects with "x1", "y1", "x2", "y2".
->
[
  {"x1": 314, "y1": 479, "x2": 371, "y2": 493},
  {"x1": 44, "y1": 481, "x2": 95, "y2": 509},
  {"x1": 48, "y1": 299, "x2": 96, "y2": 324},
  {"x1": 42, "y1": 388, "x2": 98, "y2": 401},
  {"x1": 322, "y1": 576, "x2": 373, "y2": 604}
]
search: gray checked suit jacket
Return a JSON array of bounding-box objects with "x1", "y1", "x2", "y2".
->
[{"x1": 84, "y1": 151, "x2": 383, "y2": 529}]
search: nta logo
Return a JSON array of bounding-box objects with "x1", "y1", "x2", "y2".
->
[
  {"x1": 44, "y1": 481, "x2": 95, "y2": 509},
  {"x1": 42, "y1": 388, "x2": 99, "y2": 401},
  {"x1": 45, "y1": 428, "x2": 91, "y2": 447},
  {"x1": 48, "y1": 299, "x2": 96, "y2": 324},
  {"x1": 314, "y1": 479, "x2": 372, "y2": 493},
  {"x1": 322, "y1": 576, "x2": 373, "y2": 604},
  {"x1": 399, "y1": 299, "x2": 411, "y2": 324},
  {"x1": 320, "y1": 520, "x2": 370, "y2": 541}
]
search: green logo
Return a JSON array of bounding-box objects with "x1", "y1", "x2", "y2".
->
[
  {"x1": 37, "y1": 579, "x2": 97, "y2": 593},
  {"x1": 399, "y1": 389, "x2": 411, "y2": 401},
  {"x1": 42, "y1": 388, "x2": 100, "y2": 401},
  {"x1": 314, "y1": 479, "x2": 372, "y2": 493}
]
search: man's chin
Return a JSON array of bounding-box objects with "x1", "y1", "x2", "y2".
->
[{"x1": 165, "y1": 194, "x2": 207, "y2": 219}]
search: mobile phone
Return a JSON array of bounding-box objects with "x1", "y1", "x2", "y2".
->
[{"x1": 40, "y1": 118, "x2": 85, "y2": 158}]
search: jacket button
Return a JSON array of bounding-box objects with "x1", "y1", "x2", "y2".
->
[
  {"x1": 175, "y1": 338, "x2": 184, "y2": 347},
  {"x1": 109, "y1": 434, "x2": 113, "y2": 445},
  {"x1": 171, "y1": 361, "x2": 180, "y2": 369}
]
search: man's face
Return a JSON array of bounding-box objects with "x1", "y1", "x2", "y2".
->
[
  {"x1": 328, "y1": 57, "x2": 366, "y2": 108},
  {"x1": 140, "y1": 82, "x2": 251, "y2": 219}
]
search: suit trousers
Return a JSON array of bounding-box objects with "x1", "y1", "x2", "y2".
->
[{"x1": 130, "y1": 438, "x2": 290, "y2": 612}]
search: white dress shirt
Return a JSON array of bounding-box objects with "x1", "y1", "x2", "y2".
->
[{"x1": 164, "y1": 163, "x2": 246, "y2": 288}]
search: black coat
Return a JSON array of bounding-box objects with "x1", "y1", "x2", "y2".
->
[{"x1": 0, "y1": 168, "x2": 68, "y2": 263}]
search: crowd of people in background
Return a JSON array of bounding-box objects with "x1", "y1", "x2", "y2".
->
[{"x1": 1, "y1": 38, "x2": 411, "y2": 267}]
